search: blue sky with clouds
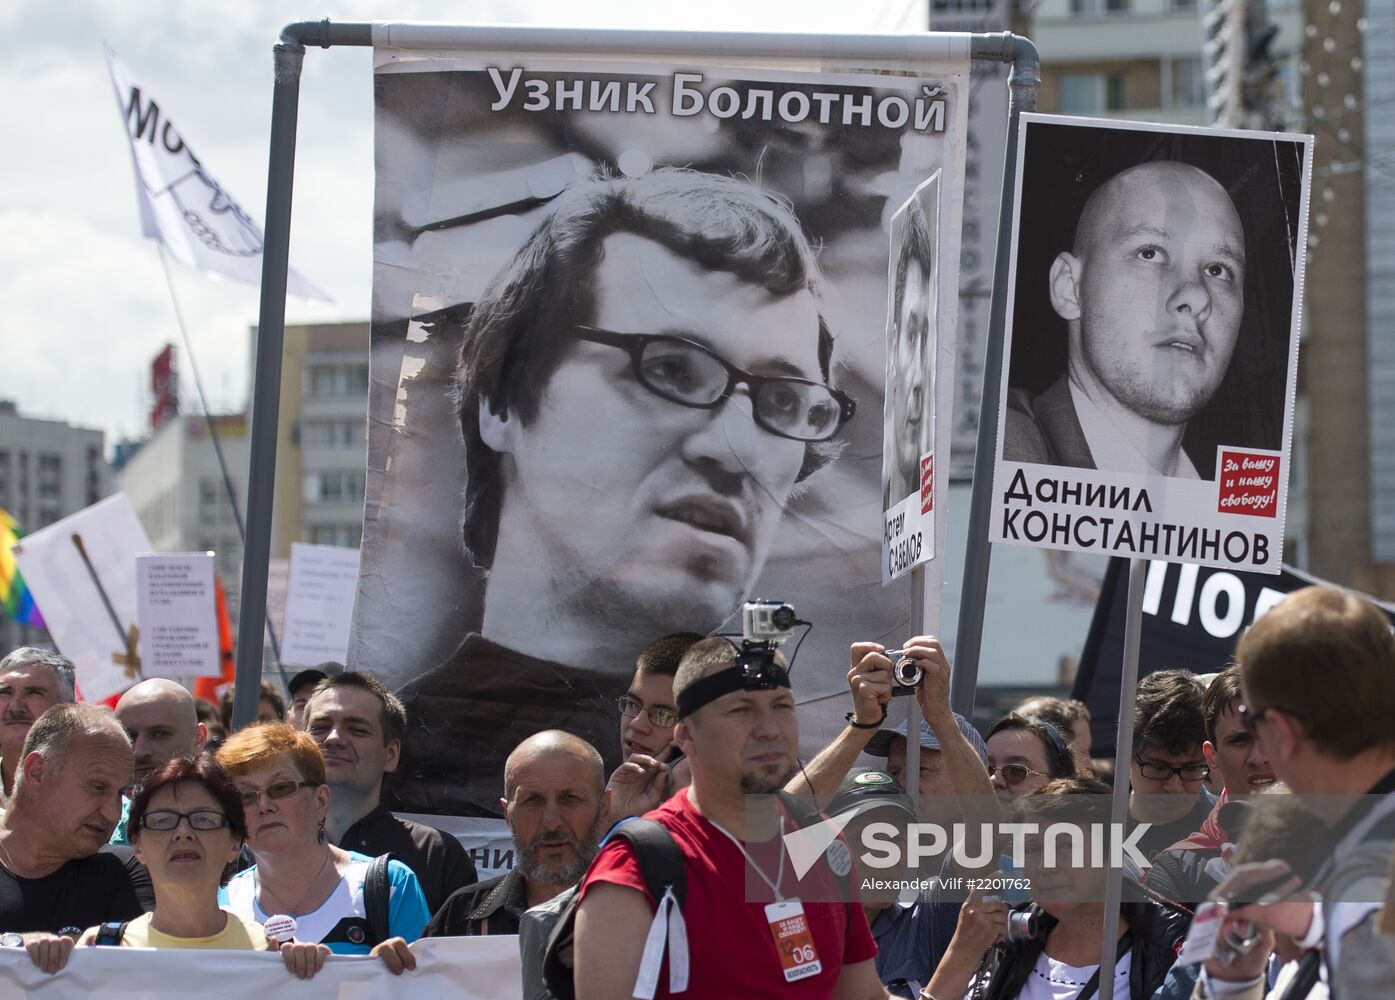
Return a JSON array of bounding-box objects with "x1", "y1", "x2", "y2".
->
[{"x1": 1, "y1": 0, "x2": 923, "y2": 446}]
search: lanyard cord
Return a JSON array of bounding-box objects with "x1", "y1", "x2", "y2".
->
[{"x1": 707, "y1": 812, "x2": 788, "y2": 902}]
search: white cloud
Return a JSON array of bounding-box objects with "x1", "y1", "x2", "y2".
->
[{"x1": 2, "y1": 0, "x2": 925, "y2": 448}]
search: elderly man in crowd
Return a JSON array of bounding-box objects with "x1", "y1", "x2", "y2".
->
[
  {"x1": 304, "y1": 671, "x2": 477, "y2": 913},
  {"x1": 0, "y1": 648, "x2": 75, "y2": 814},
  {"x1": 0, "y1": 703, "x2": 152, "y2": 936},
  {"x1": 109, "y1": 678, "x2": 209, "y2": 845},
  {"x1": 426, "y1": 730, "x2": 606, "y2": 937}
]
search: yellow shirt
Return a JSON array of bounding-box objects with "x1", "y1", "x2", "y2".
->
[{"x1": 107, "y1": 911, "x2": 269, "y2": 950}]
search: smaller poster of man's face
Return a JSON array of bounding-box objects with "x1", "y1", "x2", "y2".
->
[
  {"x1": 991, "y1": 116, "x2": 1312, "y2": 574},
  {"x1": 882, "y1": 173, "x2": 939, "y2": 583}
]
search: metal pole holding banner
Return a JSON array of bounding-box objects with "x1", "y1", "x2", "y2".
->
[
  {"x1": 951, "y1": 36, "x2": 1040, "y2": 719},
  {"x1": 1098, "y1": 557, "x2": 1147, "y2": 985},
  {"x1": 235, "y1": 21, "x2": 375, "y2": 731},
  {"x1": 236, "y1": 20, "x2": 1039, "y2": 734}
]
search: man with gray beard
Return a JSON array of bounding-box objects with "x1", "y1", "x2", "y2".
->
[{"x1": 424, "y1": 730, "x2": 605, "y2": 936}]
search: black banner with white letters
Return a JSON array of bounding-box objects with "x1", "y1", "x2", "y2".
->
[{"x1": 1073, "y1": 558, "x2": 1395, "y2": 756}]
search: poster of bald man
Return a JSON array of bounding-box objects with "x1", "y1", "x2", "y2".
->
[
  {"x1": 991, "y1": 115, "x2": 1312, "y2": 574},
  {"x1": 882, "y1": 173, "x2": 942, "y2": 584}
]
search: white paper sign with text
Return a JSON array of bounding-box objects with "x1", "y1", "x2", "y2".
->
[
  {"x1": 135, "y1": 552, "x2": 219, "y2": 678},
  {"x1": 280, "y1": 543, "x2": 362, "y2": 667}
]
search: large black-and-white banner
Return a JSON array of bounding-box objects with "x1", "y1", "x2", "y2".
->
[
  {"x1": 990, "y1": 116, "x2": 1312, "y2": 573},
  {"x1": 360, "y1": 45, "x2": 968, "y2": 818}
]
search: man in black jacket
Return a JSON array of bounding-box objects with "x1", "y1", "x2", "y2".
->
[
  {"x1": 0, "y1": 704, "x2": 153, "y2": 936},
  {"x1": 425, "y1": 731, "x2": 605, "y2": 936},
  {"x1": 305, "y1": 671, "x2": 477, "y2": 913}
]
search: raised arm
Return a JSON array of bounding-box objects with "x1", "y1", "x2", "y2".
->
[{"x1": 785, "y1": 643, "x2": 891, "y2": 804}]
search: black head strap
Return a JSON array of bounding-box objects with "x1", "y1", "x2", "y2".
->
[{"x1": 675, "y1": 648, "x2": 791, "y2": 720}]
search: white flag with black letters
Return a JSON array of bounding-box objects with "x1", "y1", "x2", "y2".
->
[{"x1": 104, "y1": 47, "x2": 331, "y2": 301}]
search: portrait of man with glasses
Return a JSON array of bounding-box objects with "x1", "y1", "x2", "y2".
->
[{"x1": 391, "y1": 168, "x2": 859, "y2": 816}]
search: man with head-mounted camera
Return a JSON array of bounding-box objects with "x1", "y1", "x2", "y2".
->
[{"x1": 572, "y1": 635, "x2": 894, "y2": 999}]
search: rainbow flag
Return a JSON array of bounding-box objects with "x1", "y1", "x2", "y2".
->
[{"x1": 0, "y1": 507, "x2": 44, "y2": 629}]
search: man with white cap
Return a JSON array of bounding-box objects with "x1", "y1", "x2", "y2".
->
[{"x1": 828, "y1": 768, "x2": 963, "y2": 999}]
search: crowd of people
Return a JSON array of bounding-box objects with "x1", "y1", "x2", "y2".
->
[{"x1": 0, "y1": 583, "x2": 1392, "y2": 999}]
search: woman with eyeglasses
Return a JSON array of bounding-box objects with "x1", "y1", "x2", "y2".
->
[
  {"x1": 923, "y1": 777, "x2": 1192, "y2": 1000},
  {"x1": 214, "y1": 724, "x2": 430, "y2": 979},
  {"x1": 22, "y1": 754, "x2": 329, "y2": 975},
  {"x1": 984, "y1": 714, "x2": 1079, "y2": 801}
]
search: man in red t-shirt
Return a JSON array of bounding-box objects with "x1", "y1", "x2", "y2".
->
[{"x1": 574, "y1": 636, "x2": 890, "y2": 1000}]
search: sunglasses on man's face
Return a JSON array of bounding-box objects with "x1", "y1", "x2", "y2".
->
[
  {"x1": 986, "y1": 762, "x2": 1049, "y2": 787},
  {"x1": 237, "y1": 780, "x2": 316, "y2": 807}
]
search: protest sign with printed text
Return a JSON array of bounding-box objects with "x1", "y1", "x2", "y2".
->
[
  {"x1": 990, "y1": 116, "x2": 1312, "y2": 573},
  {"x1": 135, "y1": 552, "x2": 218, "y2": 677},
  {"x1": 882, "y1": 173, "x2": 944, "y2": 584},
  {"x1": 280, "y1": 542, "x2": 361, "y2": 667}
]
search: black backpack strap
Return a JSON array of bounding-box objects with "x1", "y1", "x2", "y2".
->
[
  {"x1": 363, "y1": 853, "x2": 393, "y2": 946},
  {"x1": 611, "y1": 818, "x2": 687, "y2": 909},
  {"x1": 93, "y1": 921, "x2": 127, "y2": 946},
  {"x1": 542, "y1": 818, "x2": 686, "y2": 1000}
]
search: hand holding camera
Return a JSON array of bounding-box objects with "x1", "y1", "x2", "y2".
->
[
  {"x1": 847, "y1": 642, "x2": 894, "y2": 726},
  {"x1": 875, "y1": 636, "x2": 954, "y2": 721},
  {"x1": 954, "y1": 888, "x2": 1010, "y2": 953}
]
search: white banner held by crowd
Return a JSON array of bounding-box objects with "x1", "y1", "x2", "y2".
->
[
  {"x1": 0, "y1": 935, "x2": 521, "y2": 998},
  {"x1": 12, "y1": 494, "x2": 153, "y2": 701},
  {"x1": 990, "y1": 116, "x2": 1312, "y2": 573},
  {"x1": 104, "y1": 48, "x2": 331, "y2": 302},
  {"x1": 135, "y1": 552, "x2": 219, "y2": 678},
  {"x1": 279, "y1": 543, "x2": 362, "y2": 667}
]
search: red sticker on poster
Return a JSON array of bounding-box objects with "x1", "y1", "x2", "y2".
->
[
  {"x1": 920, "y1": 455, "x2": 934, "y2": 515},
  {"x1": 1216, "y1": 450, "x2": 1280, "y2": 518}
]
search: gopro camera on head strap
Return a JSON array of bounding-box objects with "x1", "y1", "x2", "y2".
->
[{"x1": 675, "y1": 601, "x2": 798, "y2": 719}]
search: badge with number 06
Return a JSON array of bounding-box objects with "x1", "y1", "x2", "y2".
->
[{"x1": 764, "y1": 900, "x2": 823, "y2": 982}]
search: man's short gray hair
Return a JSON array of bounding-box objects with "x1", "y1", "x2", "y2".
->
[
  {"x1": 15, "y1": 703, "x2": 129, "y2": 791},
  {"x1": 0, "y1": 647, "x2": 77, "y2": 703}
]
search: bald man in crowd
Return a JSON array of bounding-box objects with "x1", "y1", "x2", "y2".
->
[
  {"x1": 109, "y1": 679, "x2": 206, "y2": 844},
  {"x1": 425, "y1": 730, "x2": 606, "y2": 937},
  {"x1": 1004, "y1": 160, "x2": 1247, "y2": 479}
]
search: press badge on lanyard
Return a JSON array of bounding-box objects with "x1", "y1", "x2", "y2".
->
[{"x1": 765, "y1": 899, "x2": 822, "y2": 982}]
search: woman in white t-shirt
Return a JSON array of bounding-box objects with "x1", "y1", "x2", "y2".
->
[{"x1": 923, "y1": 777, "x2": 1192, "y2": 1000}]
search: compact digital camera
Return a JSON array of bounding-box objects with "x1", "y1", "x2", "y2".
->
[
  {"x1": 984, "y1": 897, "x2": 1040, "y2": 943},
  {"x1": 1006, "y1": 908, "x2": 1039, "y2": 942},
  {"x1": 881, "y1": 647, "x2": 923, "y2": 697}
]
